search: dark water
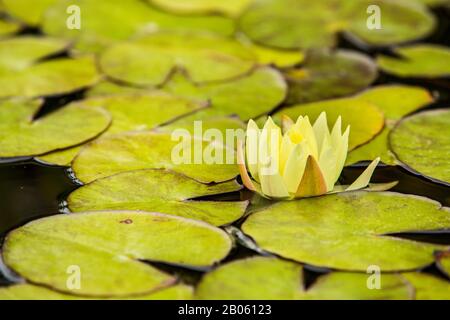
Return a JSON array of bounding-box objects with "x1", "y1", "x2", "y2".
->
[{"x1": 0, "y1": 6, "x2": 449, "y2": 289}]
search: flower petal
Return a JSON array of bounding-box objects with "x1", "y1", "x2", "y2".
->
[
  {"x1": 295, "y1": 155, "x2": 327, "y2": 197},
  {"x1": 237, "y1": 139, "x2": 257, "y2": 192},
  {"x1": 282, "y1": 142, "x2": 309, "y2": 193},
  {"x1": 313, "y1": 112, "x2": 330, "y2": 154},
  {"x1": 246, "y1": 119, "x2": 260, "y2": 181},
  {"x1": 345, "y1": 157, "x2": 380, "y2": 191},
  {"x1": 318, "y1": 134, "x2": 337, "y2": 192},
  {"x1": 296, "y1": 116, "x2": 318, "y2": 160},
  {"x1": 334, "y1": 125, "x2": 350, "y2": 183},
  {"x1": 281, "y1": 115, "x2": 295, "y2": 134}
]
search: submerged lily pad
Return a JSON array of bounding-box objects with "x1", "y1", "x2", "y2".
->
[
  {"x1": 196, "y1": 257, "x2": 413, "y2": 299},
  {"x1": 242, "y1": 192, "x2": 450, "y2": 271},
  {"x1": 347, "y1": 85, "x2": 434, "y2": 165},
  {"x1": 68, "y1": 169, "x2": 247, "y2": 226},
  {"x1": 285, "y1": 49, "x2": 377, "y2": 104},
  {"x1": 0, "y1": 283, "x2": 194, "y2": 300},
  {"x1": 377, "y1": 45, "x2": 450, "y2": 78},
  {"x1": 0, "y1": 99, "x2": 111, "y2": 158},
  {"x1": 100, "y1": 31, "x2": 256, "y2": 86},
  {"x1": 42, "y1": 0, "x2": 234, "y2": 52},
  {"x1": 273, "y1": 96, "x2": 385, "y2": 150},
  {"x1": 0, "y1": 37, "x2": 100, "y2": 98},
  {"x1": 402, "y1": 273, "x2": 450, "y2": 300},
  {"x1": 239, "y1": 0, "x2": 435, "y2": 49},
  {"x1": 390, "y1": 109, "x2": 450, "y2": 184},
  {"x1": 2, "y1": 211, "x2": 231, "y2": 296},
  {"x1": 150, "y1": 0, "x2": 253, "y2": 16},
  {"x1": 72, "y1": 131, "x2": 238, "y2": 184}
]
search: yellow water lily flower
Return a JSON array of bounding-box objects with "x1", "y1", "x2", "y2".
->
[{"x1": 238, "y1": 112, "x2": 390, "y2": 200}]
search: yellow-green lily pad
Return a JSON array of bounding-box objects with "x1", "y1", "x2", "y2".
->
[
  {"x1": 100, "y1": 31, "x2": 256, "y2": 87},
  {"x1": 242, "y1": 192, "x2": 450, "y2": 271},
  {"x1": 436, "y1": 250, "x2": 450, "y2": 277},
  {"x1": 239, "y1": 0, "x2": 435, "y2": 49},
  {"x1": 3, "y1": 0, "x2": 56, "y2": 26},
  {"x1": 0, "y1": 283, "x2": 193, "y2": 300},
  {"x1": 0, "y1": 37, "x2": 100, "y2": 98},
  {"x1": 0, "y1": 98, "x2": 111, "y2": 158},
  {"x1": 402, "y1": 273, "x2": 450, "y2": 300},
  {"x1": 150, "y1": 0, "x2": 253, "y2": 17},
  {"x1": 0, "y1": 19, "x2": 21, "y2": 37},
  {"x1": 68, "y1": 169, "x2": 247, "y2": 226},
  {"x1": 377, "y1": 45, "x2": 450, "y2": 78},
  {"x1": 285, "y1": 49, "x2": 377, "y2": 104},
  {"x1": 390, "y1": 109, "x2": 450, "y2": 184},
  {"x1": 273, "y1": 96, "x2": 385, "y2": 150},
  {"x1": 2, "y1": 211, "x2": 231, "y2": 296},
  {"x1": 42, "y1": 0, "x2": 234, "y2": 53},
  {"x1": 72, "y1": 131, "x2": 238, "y2": 184},
  {"x1": 196, "y1": 257, "x2": 413, "y2": 299},
  {"x1": 347, "y1": 85, "x2": 434, "y2": 165}
]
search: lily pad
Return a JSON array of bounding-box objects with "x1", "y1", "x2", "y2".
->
[
  {"x1": 347, "y1": 85, "x2": 434, "y2": 165},
  {"x1": 43, "y1": 0, "x2": 234, "y2": 52},
  {"x1": 196, "y1": 256, "x2": 413, "y2": 299},
  {"x1": 150, "y1": 0, "x2": 253, "y2": 16},
  {"x1": 72, "y1": 131, "x2": 238, "y2": 183},
  {"x1": 0, "y1": 19, "x2": 21, "y2": 37},
  {"x1": 3, "y1": 0, "x2": 56, "y2": 26},
  {"x1": 68, "y1": 169, "x2": 247, "y2": 226},
  {"x1": 239, "y1": 0, "x2": 435, "y2": 49},
  {"x1": 100, "y1": 31, "x2": 256, "y2": 87},
  {"x1": 0, "y1": 37, "x2": 100, "y2": 98},
  {"x1": 285, "y1": 49, "x2": 378, "y2": 104},
  {"x1": 390, "y1": 109, "x2": 450, "y2": 184},
  {"x1": 273, "y1": 96, "x2": 385, "y2": 150},
  {"x1": 377, "y1": 44, "x2": 450, "y2": 78},
  {"x1": 0, "y1": 98, "x2": 111, "y2": 158},
  {"x1": 0, "y1": 283, "x2": 194, "y2": 300},
  {"x1": 242, "y1": 192, "x2": 450, "y2": 271},
  {"x1": 2, "y1": 211, "x2": 231, "y2": 296},
  {"x1": 402, "y1": 273, "x2": 450, "y2": 300}
]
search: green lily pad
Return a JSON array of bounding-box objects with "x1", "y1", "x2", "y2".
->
[
  {"x1": 242, "y1": 192, "x2": 450, "y2": 271},
  {"x1": 239, "y1": 0, "x2": 435, "y2": 49},
  {"x1": 0, "y1": 19, "x2": 21, "y2": 37},
  {"x1": 68, "y1": 169, "x2": 247, "y2": 226},
  {"x1": 36, "y1": 92, "x2": 206, "y2": 166},
  {"x1": 436, "y1": 250, "x2": 450, "y2": 277},
  {"x1": 0, "y1": 37, "x2": 100, "y2": 98},
  {"x1": 72, "y1": 131, "x2": 238, "y2": 184},
  {"x1": 273, "y1": 96, "x2": 385, "y2": 150},
  {"x1": 2, "y1": 211, "x2": 231, "y2": 296},
  {"x1": 3, "y1": 0, "x2": 56, "y2": 25},
  {"x1": 0, "y1": 98, "x2": 111, "y2": 158},
  {"x1": 390, "y1": 109, "x2": 450, "y2": 184},
  {"x1": 377, "y1": 45, "x2": 450, "y2": 78},
  {"x1": 285, "y1": 49, "x2": 377, "y2": 104},
  {"x1": 402, "y1": 273, "x2": 450, "y2": 300},
  {"x1": 347, "y1": 85, "x2": 434, "y2": 165},
  {"x1": 100, "y1": 31, "x2": 256, "y2": 87},
  {"x1": 43, "y1": 0, "x2": 234, "y2": 53},
  {"x1": 0, "y1": 283, "x2": 193, "y2": 300},
  {"x1": 150, "y1": 0, "x2": 253, "y2": 16},
  {"x1": 196, "y1": 256, "x2": 413, "y2": 299}
]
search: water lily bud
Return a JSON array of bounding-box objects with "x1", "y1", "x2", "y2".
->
[{"x1": 238, "y1": 112, "x2": 384, "y2": 200}]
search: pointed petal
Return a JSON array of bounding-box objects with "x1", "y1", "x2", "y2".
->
[
  {"x1": 297, "y1": 116, "x2": 318, "y2": 160},
  {"x1": 295, "y1": 155, "x2": 328, "y2": 197},
  {"x1": 246, "y1": 119, "x2": 260, "y2": 181},
  {"x1": 312, "y1": 112, "x2": 329, "y2": 154},
  {"x1": 260, "y1": 170, "x2": 290, "y2": 199},
  {"x1": 345, "y1": 157, "x2": 380, "y2": 191},
  {"x1": 331, "y1": 116, "x2": 342, "y2": 146},
  {"x1": 329, "y1": 181, "x2": 398, "y2": 194},
  {"x1": 281, "y1": 115, "x2": 295, "y2": 134},
  {"x1": 334, "y1": 125, "x2": 350, "y2": 183},
  {"x1": 318, "y1": 134, "x2": 337, "y2": 192},
  {"x1": 259, "y1": 117, "x2": 281, "y2": 179},
  {"x1": 280, "y1": 133, "x2": 296, "y2": 173},
  {"x1": 237, "y1": 139, "x2": 257, "y2": 191},
  {"x1": 282, "y1": 142, "x2": 309, "y2": 193}
]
